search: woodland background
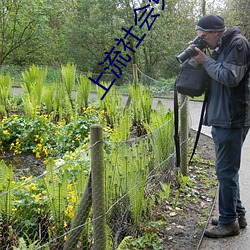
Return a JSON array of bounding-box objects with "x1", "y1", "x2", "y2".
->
[{"x1": 0, "y1": 0, "x2": 249, "y2": 83}]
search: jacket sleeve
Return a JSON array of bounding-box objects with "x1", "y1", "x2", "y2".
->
[{"x1": 203, "y1": 37, "x2": 250, "y2": 87}]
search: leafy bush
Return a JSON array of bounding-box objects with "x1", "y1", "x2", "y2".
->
[{"x1": 0, "y1": 106, "x2": 104, "y2": 158}]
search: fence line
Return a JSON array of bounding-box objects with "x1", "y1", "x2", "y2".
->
[{"x1": 0, "y1": 64, "x2": 192, "y2": 249}]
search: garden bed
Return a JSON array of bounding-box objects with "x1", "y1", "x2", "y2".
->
[{"x1": 0, "y1": 130, "x2": 217, "y2": 249}]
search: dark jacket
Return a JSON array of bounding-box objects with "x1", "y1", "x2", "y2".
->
[{"x1": 203, "y1": 26, "x2": 250, "y2": 128}]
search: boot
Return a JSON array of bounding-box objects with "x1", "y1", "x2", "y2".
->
[
  {"x1": 204, "y1": 222, "x2": 240, "y2": 238},
  {"x1": 211, "y1": 214, "x2": 247, "y2": 229}
]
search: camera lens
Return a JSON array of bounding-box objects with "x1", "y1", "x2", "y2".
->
[
  {"x1": 176, "y1": 36, "x2": 208, "y2": 63},
  {"x1": 176, "y1": 44, "x2": 198, "y2": 63}
]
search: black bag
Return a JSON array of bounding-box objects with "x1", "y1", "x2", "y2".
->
[
  {"x1": 174, "y1": 58, "x2": 209, "y2": 168},
  {"x1": 175, "y1": 58, "x2": 209, "y2": 97}
]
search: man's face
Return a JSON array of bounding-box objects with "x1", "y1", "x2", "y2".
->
[{"x1": 196, "y1": 30, "x2": 222, "y2": 49}]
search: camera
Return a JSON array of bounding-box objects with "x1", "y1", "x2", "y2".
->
[{"x1": 176, "y1": 36, "x2": 208, "y2": 64}]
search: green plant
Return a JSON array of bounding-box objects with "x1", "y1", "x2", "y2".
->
[
  {"x1": 172, "y1": 190, "x2": 180, "y2": 210},
  {"x1": 0, "y1": 78, "x2": 184, "y2": 248},
  {"x1": 60, "y1": 63, "x2": 76, "y2": 102},
  {"x1": 12, "y1": 176, "x2": 49, "y2": 241},
  {"x1": 21, "y1": 65, "x2": 47, "y2": 118},
  {"x1": 129, "y1": 83, "x2": 153, "y2": 127},
  {"x1": 43, "y1": 84, "x2": 56, "y2": 114},
  {"x1": 43, "y1": 159, "x2": 69, "y2": 224},
  {"x1": 41, "y1": 156, "x2": 92, "y2": 248},
  {"x1": 145, "y1": 100, "x2": 174, "y2": 163},
  {"x1": 141, "y1": 89, "x2": 153, "y2": 124},
  {"x1": 109, "y1": 109, "x2": 132, "y2": 141},
  {"x1": 178, "y1": 173, "x2": 191, "y2": 189},
  {"x1": 76, "y1": 73, "x2": 91, "y2": 111},
  {"x1": 52, "y1": 80, "x2": 75, "y2": 122},
  {"x1": 0, "y1": 161, "x2": 15, "y2": 222},
  {"x1": 105, "y1": 136, "x2": 153, "y2": 235},
  {"x1": 117, "y1": 233, "x2": 163, "y2": 250},
  {"x1": 0, "y1": 107, "x2": 104, "y2": 158},
  {"x1": 157, "y1": 182, "x2": 171, "y2": 204},
  {"x1": 0, "y1": 73, "x2": 12, "y2": 117},
  {"x1": 96, "y1": 82, "x2": 123, "y2": 128},
  {"x1": 13, "y1": 233, "x2": 49, "y2": 250},
  {"x1": 0, "y1": 115, "x2": 57, "y2": 157}
]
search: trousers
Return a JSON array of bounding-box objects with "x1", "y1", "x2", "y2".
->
[{"x1": 211, "y1": 126, "x2": 249, "y2": 225}]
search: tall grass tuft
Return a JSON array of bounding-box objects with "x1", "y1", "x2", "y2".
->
[
  {"x1": 0, "y1": 161, "x2": 14, "y2": 222},
  {"x1": 43, "y1": 159, "x2": 68, "y2": 238},
  {"x1": 0, "y1": 73, "x2": 12, "y2": 117},
  {"x1": 105, "y1": 137, "x2": 153, "y2": 230},
  {"x1": 76, "y1": 73, "x2": 91, "y2": 112},
  {"x1": 21, "y1": 65, "x2": 47, "y2": 118},
  {"x1": 61, "y1": 63, "x2": 76, "y2": 103},
  {"x1": 129, "y1": 83, "x2": 153, "y2": 135},
  {"x1": 145, "y1": 100, "x2": 175, "y2": 164},
  {"x1": 97, "y1": 83, "x2": 122, "y2": 128},
  {"x1": 43, "y1": 84, "x2": 56, "y2": 114}
]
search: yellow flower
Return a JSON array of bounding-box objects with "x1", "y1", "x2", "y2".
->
[
  {"x1": 14, "y1": 149, "x2": 22, "y2": 155},
  {"x1": 100, "y1": 110, "x2": 106, "y2": 115},
  {"x1": 32, "y1": 193, "x2": 42, "y2": 201},
  {"x1": 65, "y1": 205, "x2": 74, "y2": 218},
  {"x1": 3, "y1": 130, "x2": 9, "y2": 135},
  {"x1": 36, "y1": 152, "x2": 41, "y2": 159},
  {"x1": 12, "y1": 207, "x2": 17, "y2": 212},
  {"x1": 71, "y1": 195, "x2": 76, "y2": 204},
  {"x1": 26, "y1": 183, "x2": 37, "y2": 191},
  {"x1": 43, "y1": 147, "x2": 49, "y2": 157}
]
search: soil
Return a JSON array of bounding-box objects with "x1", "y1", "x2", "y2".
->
[
  {"x1": 158, "y1": 130, "x2": 217, "y2": 250},
  {"x1": 0, "y1": 152, "x2": 45, "y2": 180}
]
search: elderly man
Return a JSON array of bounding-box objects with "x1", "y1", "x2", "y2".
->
[{"x1": 192, "y1": 15, "x2": 250, "y2": 238}]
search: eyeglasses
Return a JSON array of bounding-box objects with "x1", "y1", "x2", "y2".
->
[{"x1": 199, "y1": 32, "x2": 214, "y2": 40}]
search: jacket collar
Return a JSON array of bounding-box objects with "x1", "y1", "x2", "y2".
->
[
  {"x1": 221, "y1": 26, "x2": 241, "y2": 46},
  {"x1": 212, "y1": 26, "x2": 241, "y2": 58}
]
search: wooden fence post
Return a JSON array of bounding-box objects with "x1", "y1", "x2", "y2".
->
[
  {"x1": 91, "y1": 124, "x2": 106, "y2": 250},
  {"x1": 133, "y1": 64, "x2": 138, "y2": 86},
  {"x1": 63, "y1": 175, "x2": 92, "y2": 250}
]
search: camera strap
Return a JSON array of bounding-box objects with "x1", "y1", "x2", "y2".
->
[{"x1": 189, "y1": 91, "x2": 208, "y2": 164}]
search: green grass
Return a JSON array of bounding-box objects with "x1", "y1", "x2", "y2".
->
[{"x1": 1, "y1": 64, "x2": 206, "y2": 101}]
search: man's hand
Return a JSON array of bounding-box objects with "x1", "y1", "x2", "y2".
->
[{"x1": 192, "y1": 47, "x2": 207, "y2": 64}]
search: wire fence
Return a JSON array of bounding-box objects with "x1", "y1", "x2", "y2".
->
[
  {"x1": 0, "y1": 115, "x2": 190, "y2": 249},
  {"x1": 0, "y1": 65, "x2": 191, "y2": 249},
  {"x1": 0, "y1": 124, "x2": 180, "y2": 249}
]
